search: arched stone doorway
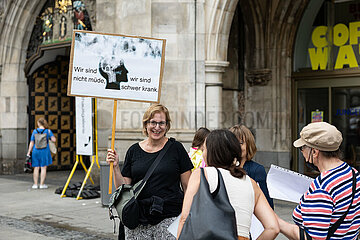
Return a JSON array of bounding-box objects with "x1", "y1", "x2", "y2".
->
[
  {"x1": 205, "y1": 0, "x2": 310, "y2": 169},
  {"x1": 28, "y1": 56, "x2": 76, "y2": 169},
  {"x1": 23, "y1": 0, "x2": 94, "y2": 170}
]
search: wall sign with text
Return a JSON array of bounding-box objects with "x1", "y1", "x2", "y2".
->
[
  {"x1": 68, "y1": 30, "x2": 166, "y2": 103},
  {"x1": 311, "y1": 110, "x2": 324, "y2": 123},
  {"x1": 308, "y1": 21, "x2": 360, "y2": 70},
  {"x1": 75, "y1": 97, "x2": 93, "y2": 156}
]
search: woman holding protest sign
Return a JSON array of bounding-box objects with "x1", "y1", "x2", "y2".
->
[
  {"x1": 106, "y1": 104, "x2": 193, "y2": 239},
  {"x1": 26, "y1": 118, "x2": 56, "y2": 189},
  {"x1": 276, "y1": 122, "x2": 360, "y2": 240}
]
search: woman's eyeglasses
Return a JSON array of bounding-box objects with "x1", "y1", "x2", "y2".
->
[{"x1": 148, "y1": 121, "x2": 167, "y2": 127}]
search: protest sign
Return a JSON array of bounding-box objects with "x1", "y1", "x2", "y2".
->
[
  {"x1": 75, "y1": 97, "x2": 93, "y2": 156},
  {"x1": 68, "y1": 30, "x2": 166, "y2": 103},
  {"x1": 68, "y1": 30, "x2": 167, "y2": 193}
]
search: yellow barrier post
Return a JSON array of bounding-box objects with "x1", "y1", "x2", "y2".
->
[
  {"x1": 76, "y1": 155, "x2": 95, "y2": 200},
  {"x1": 61, "y1": 155, "x2": 80, "y2": 197},
  {"x1": 79, "y1": 155, "x2": 95, "y2": 185}
]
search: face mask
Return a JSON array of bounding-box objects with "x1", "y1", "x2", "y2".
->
[
  {"x1": 305, "y1": 161, "x2": 319, "y2": 172},
  {"x1": 306, "y1": 148, "x2": 319, "y2": 172}
]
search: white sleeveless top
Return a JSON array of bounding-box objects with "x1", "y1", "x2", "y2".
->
[{"x1": 205, "y1": 167, "x2": 255, "y2": 238}]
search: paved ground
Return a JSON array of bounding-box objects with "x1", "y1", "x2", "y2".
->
[{"x1": 0, "y1": 170, "x2": 296, "y2": 239}]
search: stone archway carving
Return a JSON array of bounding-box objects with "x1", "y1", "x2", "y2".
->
[
  {"x1": 0, "y1": 0, "x2": 47, "y2": 83},
  {"x1": 0, "y1": 0, "x2": 96, "y2": 173},
  {"x1": 204, "y1": 0, "x2": 310, "y2": 154},
  {"x1": 0, "y1": 0, "x2": 47, "y2": 173},
  {"x1": 204, "y1": 0, "x2": 239, "y2": 128}
]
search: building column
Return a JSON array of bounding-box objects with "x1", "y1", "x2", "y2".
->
[{"x1": 204, "y1": 60, "x2": 229, "y2": 129}]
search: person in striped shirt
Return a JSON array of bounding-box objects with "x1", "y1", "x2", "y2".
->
[{"x1": 276, "y1": 122, "x2": 360, "y2": 240}]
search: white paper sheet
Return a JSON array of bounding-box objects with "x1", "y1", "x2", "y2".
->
[
  {"x1": 250, "y1": 215, "x2": 263, "y2": 239},
  {"x1": 168, "y1": 215, "x2": 180, "y2": 237},
  {"x1": 267, "y1": 164, "x2": 314, "y2": 203}
]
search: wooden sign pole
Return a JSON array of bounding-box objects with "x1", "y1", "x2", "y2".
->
[
  {"x1": 95, "y1": 98, "x2": 100, "y2": 169},
  {"x1": 108, "y1": 100, "x2": 117, "y2": 194}
]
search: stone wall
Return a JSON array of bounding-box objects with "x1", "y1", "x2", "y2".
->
[
  {"x1": 0, "y1": 0, "x2": 47, "y2": 174},
  {"x1": 0, "y1": 0, "x2": 312, "y2": 173},
  {"x1": 95, "y1": 0, "x2": 205, "y2": 162}
]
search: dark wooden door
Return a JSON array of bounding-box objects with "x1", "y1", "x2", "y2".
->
[{"x1": 29, "y1": 56, "x2": 75, "y2": 169}]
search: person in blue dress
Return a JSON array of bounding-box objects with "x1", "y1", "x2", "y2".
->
[{"x1": 26, "y1": 118, "x2": 56, "y2": 189}]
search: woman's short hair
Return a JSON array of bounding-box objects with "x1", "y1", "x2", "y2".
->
[
  {"x1": 229, "y1": 125, "x2": 257, "y2": 161},
  {"x1": 205, "y1": 129, "x2": 246, "y2": 178},
  {"x1": 320, "y1": 149, "x2": 343, "y2": 160},
  {"x1": 142, "y1": 104, "x2": 171, "y2": 136},
  {"x1": 191, "y1": 127, "x2": 210, "y2": 148},
  {"x1": 37, "y1": 117, "x2": 49, "y2": 129}
]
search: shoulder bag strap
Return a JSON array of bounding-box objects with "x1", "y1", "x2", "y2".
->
[
  {"x1": 47, "y1": 129, "x2": 51, "y2": 141},
  {"x1": 211, "y1": 168, "x2": 221, "y2": 196},
  {"x1": 299, "y1": 226, "x2": 305, "y2": 240},
  {"x1": 134, "y1": 138, "x2": 174, "y2": 193},
  {"x1": 326, "y1": 168, "x2": 356, "y2": 240}
]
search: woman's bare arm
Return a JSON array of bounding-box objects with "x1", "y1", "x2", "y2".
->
[
  {"x1": 180, "y1": 170, "x2": 192, "y2": 193},
  {"x1": 251, "y1": 179, "x2": 280, "y2": 240},
  {"x1": 27, "y1": 141, "x2": 34, "y2": 156},
  {"x1": 177, "y1": 168, "x2": 201, "y2": 239},
  {"x1": 276, "y1": 214, "x2": 301, "y2": 240}
]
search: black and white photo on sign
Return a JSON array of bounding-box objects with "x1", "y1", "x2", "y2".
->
[
  {"x1": 75, "y1": 97, "x2": 93, "y2": 156},
  {"x1": 69, "y1": 31, "x2": 165, "y2": 102}
]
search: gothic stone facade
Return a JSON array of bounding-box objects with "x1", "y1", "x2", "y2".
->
[{"x1": 0, "y1": 0, "x2": 309, "y2": 174}]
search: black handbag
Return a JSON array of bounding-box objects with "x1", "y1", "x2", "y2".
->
[
  {"x1": 299, "y1": 168, "x2": 356, "y2": 240},
  {"x1": 179, "y1": 168, "x2": 238, "y2": 240},
  {"x1": 24, "y1": 155, "x2": 32, "y2": 173},
  {"x1": 109, "y1": 138, "x2": 174, "y2": 230}
]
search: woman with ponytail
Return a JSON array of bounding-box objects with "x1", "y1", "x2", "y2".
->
[{"x1": 177, "y1": 129, "x2": 279, "y2": 240}]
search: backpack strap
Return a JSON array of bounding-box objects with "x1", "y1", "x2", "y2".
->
[
  {"x1": 37, "y1": 128, "x2": 49, "y2": 142},
  {"x1": 37, "y1": 128, "x2": 46, "y2": 134}
]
